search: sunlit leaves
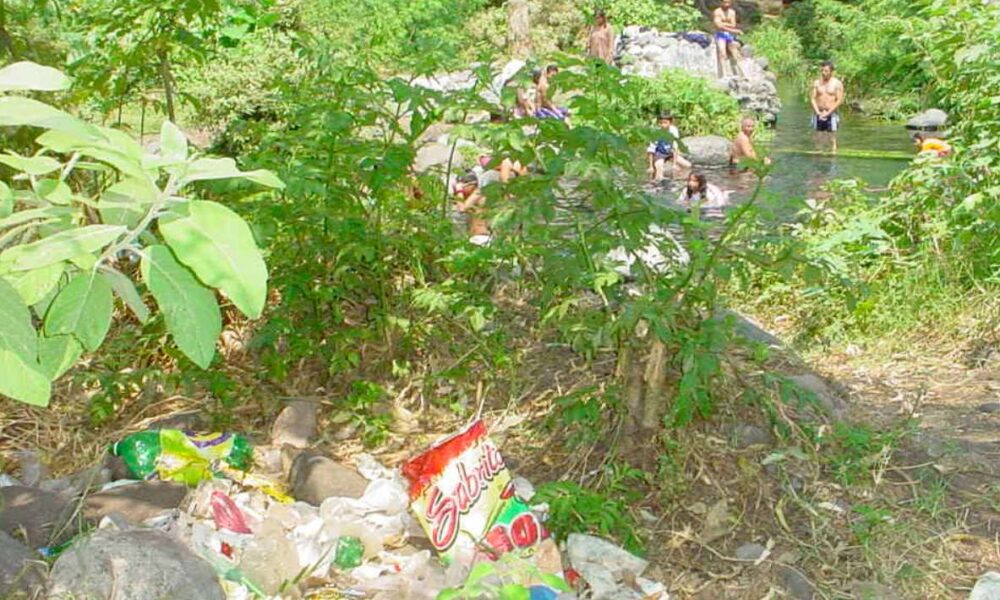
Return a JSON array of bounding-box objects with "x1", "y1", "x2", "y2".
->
[
  {"x1": 45, "y1": 271, "x2": 114, "y2": 351},
  {"x1": 0, "y1": 61, "x2": 72, "y2": 92}
]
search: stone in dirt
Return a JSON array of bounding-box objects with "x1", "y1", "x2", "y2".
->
[
  {"x1": 271, "y1": 399, "x2": 319, "y2": 449},
  {"x1": 48, "y1": 529, "x2": 225, "y2": 600},
  {"x1": 734, "y1": 542, "x2": 767, "y2": 561},
  {"x1": 83, "y1": 481, "x2": 188, "y2": 525},
  {"x1": 0, "y1": 486, "x2": 75, "y2": 549},
  {"x1": 977, "y1": 402, "x2": 1000, "y2": 414},
  {"x1": 848, "y1": 581, "x2": 902, "y2": 600},
  {"x1": 787, "y1": 373, "x2": 847, "y2": 421},
  {"x1": 776, "y1": 564, "x2": 816, "y2": 600},
  {"x1": 732, "y1": 424, "x2": 774, "y2": 449},
  {"x1": 680, "y1": 135, "x2": 731, "y2": 166},
  {"x1": 289, "y1": 452, "x2": 368, "y2": 505},
  {"x1": 970, "y1": 572, "x2": 1000, "y2": 600},
  {"x1": 0, "y1": 531, "x2": 46, "y2": 599}
]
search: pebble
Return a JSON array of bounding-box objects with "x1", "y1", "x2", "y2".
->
[
  {"x1": 732, "y1": 424, "x2": 774, "y2": 449},
  {"x1": 848, "y1": 581, "x2": 902, "y2": 600},
  {"x1": 734, "y1": 542, "x2": 767, "y2": 561},
  {"x1": 776, "y1": 564, "x2": 816, "y2": 600},
  {"x1": 977, "y1": 402, "x2": 1000, "y2": 414},
  {"x1": 289, "y1": 452, "x2": 368, "y2": 505}
]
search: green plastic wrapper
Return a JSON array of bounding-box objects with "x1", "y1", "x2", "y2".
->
[
  {"x1": 333, "y1": 536, "x2": 364, "y2": 569},
  {"x1": 112, "y1": 429, "x2": 253, "y2": 486}
]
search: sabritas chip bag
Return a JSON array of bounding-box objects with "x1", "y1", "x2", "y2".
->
[{"x1": 402, "y1": 420, "x2": 547, "y2": 564}]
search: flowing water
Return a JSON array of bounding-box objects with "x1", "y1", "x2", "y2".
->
[{"x1": 658, "y1": 82, "x2": 915, "y2": 205}]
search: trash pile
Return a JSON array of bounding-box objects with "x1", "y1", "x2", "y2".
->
[{"x1": 0, "y1": 406, "x2": 670, "y2": 600}]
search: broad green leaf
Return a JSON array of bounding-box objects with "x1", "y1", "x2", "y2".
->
[
  {"x1": 183, "y1": 157, "x2": 285, "y2": 189},
  {"x1": 0, "y1": 153, "x2": 61, "y2": 176},
  {"x1": 102, "y1": 267, "x2": 150, "y2": 323},
  {"x1": 0, "y1": 182, "x2": 11, "y2": 218},
  {"x1": 0, "y1": 224, "x2": 126, "y2": 272},
  {"x1": 160, "y1": 121, "x2": 188, "y2": 161},
  {"x1": 44, "y1": 271, "x2": 113, "y2": 351},
  {"x1": 160, "y1": 201, "x2": 268, "y2": 318},
  {"x1": 497, "y1": 585, "x2": 531, "y2": 600},
  {"x1": 35, "y1": 129, "x2": 147, "y2": 181},
  {"x1": 0, "y1": 348, "x2": 50, "y2": 406},
  {"x1": 35, "y1": 179, "x2": 73, "y2": 205},
  {"x1": 142, "y1": 245, "x2": 221, "y2": 368},
  {"x1": 0, "y1": 97, "x2": 95, "y2": 137},
  {"x1": 2, "y1": 261, "x2": 64, "y2": 305},
  {"x1": 38, "y1": 334, "x2": 82, "y2": 380},
  {"x1": 0, "y1": 61, "x2": 71, "y2": 92},
  {"x1": 0, "y1": 277, "x2": 37, "y2": 363},
  {"x1": 98, "y1": 177, "x2": 159, "y2": 228}
]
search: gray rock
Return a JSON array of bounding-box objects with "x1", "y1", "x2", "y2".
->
[
  {"x1": 787, "y1": 373, "x2": 847, "y2": 420},
  {"x1": 848, "y1": 581, "x2": 902, "y2": 600},
  {"x1": 681, "y1": 135, "x2": 732, "y2": 166},
  {"x1": 39, "y1": 466, "x2": 112, "y2": 497},
  {"x1": 776, "y1": 564, "x2": 816, "y2": 600},
  {"x1": 733, "y1": 424, "x2": 774, "y2": 449},
  {"x1": 741, "y1": 44, "x2": 755, "y2": 58},
  {"x1": 0, "y1": 486, "x2": 74, "y2": 549},
  {"x1": 83, "y1": 481, "x2": 188, "y2": 525},
  {"x1": 754, "y1": 56, "x2": 770, "y2": 70},
  {"x1": 0, "y1": 531, "x2": 46, "y2": 599},
  {"x1": 906, "y1": 108, "x2": 948, "y2": 130},
  {"x1": 289, "y1": 452, "x2": 368, "y2": 505},
  {"x1": 970, "y1": 572, "x2": 1000, "y2": 600},
  {"x1": 734, "y1": 542, "x2": 767, "y2": 560},
  {"x1": 48, "y1": 529, "x2": 224, "y2": 600},
  {"x1": 414, "y1": 143, "x2": 462, "y2": 173},
  {"x1": 977, "y1": 403, "x2": 1000, "y2": 414},
  {"x1": 270, "y1": 399, "x2": 319, "y2": 449}
]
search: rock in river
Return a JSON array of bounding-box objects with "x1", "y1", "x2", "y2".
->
[
  {"x1": 906, "y1": 108, "x2": 948, "y2": 131},
  {"x1": 680, "y1": 135, "x2": 732, "y2": 166}
]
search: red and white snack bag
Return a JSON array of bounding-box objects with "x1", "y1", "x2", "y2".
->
[{"x1": 402, "y1": 420, "x2": 547, "y2": 565}]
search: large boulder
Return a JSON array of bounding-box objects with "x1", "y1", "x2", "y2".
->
[
  {"x1": 681, "y1": 135, "x2": 731, "y2": 166},
  {"x1": 0, "y1": 531, "x2": 46, "y2": 599},
  {"x1": 414, "y1": 143, "x2": 463, "y2": 173},
  {"x1": 48, "y1": 529, "x2": 225, "y2": 600},
  {"x1": 906, "y1": 108, "x2": 948, "y2": 131},
  {"x1": 0, "y1": 486, "x2": 74, "y2": 549}
]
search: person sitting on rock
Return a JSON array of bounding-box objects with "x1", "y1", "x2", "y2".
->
[
  {"x1": 730, "y1": 116, "x2": 771, "y2": 169},
  {"x1": 454, "y1": 171, "x2": 491, "y2": 246},
  {"x1": 587, "y1": 10, "x2": 615, "y2": 65},
  {"x1": 646, "y1": 113, "x2": 692, "y2": 181},
  {"x1": 912, "y1": 131, "x2": 952, "y2": 158},
  {"x1": 713, "y1": 0, "x2": 746, "y2": 79},
  {"x1": 534, "y1": 66, "x2": 571, "y2": 123}
]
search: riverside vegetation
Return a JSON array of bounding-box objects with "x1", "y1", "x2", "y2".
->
[{"x1": 0, "y1": 0, "x2": 998, "y2": 598}]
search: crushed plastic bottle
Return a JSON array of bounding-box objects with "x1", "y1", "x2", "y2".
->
[{"x1": 239, "y1": 519, "x2": 302, "y2": 596}]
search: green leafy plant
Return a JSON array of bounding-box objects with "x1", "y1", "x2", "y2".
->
[{"x1": 0, "y1": 61, "x2": 282, "y2": 407}]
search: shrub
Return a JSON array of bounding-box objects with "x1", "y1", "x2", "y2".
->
[
  {"x1": 745, "y1": 22, "x2": 805, "y2": 79},
  {"x1": 594, "y1": 0, "x2": 700, "y2": 31}
]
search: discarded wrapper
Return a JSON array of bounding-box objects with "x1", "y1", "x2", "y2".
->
[
  {"x1": 402, "y1": 420, "x2": 547, "y2": 564},
  {"x1": 112, "y1": 430, "x2": 252, "y2": 486}
]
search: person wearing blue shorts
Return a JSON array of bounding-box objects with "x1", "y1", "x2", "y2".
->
[
  {"x1": 810, "y1": 61, "x2": 845, "y2": 151},
  {"x1": 712, "y1": 0, "x2": 745, "y2": 79}
]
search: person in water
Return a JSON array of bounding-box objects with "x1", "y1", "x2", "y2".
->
[
  {"x1": 534, "y1": 65, "x2": 570, "y2": 122},
  {"x1": 646, "y1": 113, "x2": 691, "y2": 181},
  {"x1": 677, "y1": 172, "x2": 727, "y2": 208},
  {"x1": 587, "y1": 10, "x2": 615, "y2": 65},
  {"x1": 712, "y1": 0, "x2": 745, "y2": 79},
  {"x1": 810, "y1": 61, "x2": 844, "y2": 152},
  {"x1": 912, "y1": 131, "x2": 952, "y2": 157},
  {"x1": 454, "y1": 171, "x2": 491, "y2": 246},
  {"x1": 730, "y1": 116, "x2": 771, "y2": 168}
]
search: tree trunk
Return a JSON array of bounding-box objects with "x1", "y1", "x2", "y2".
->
[
  {"x1": 506, "y1": 0, "x2": 531, "y2": 58},
  {"x1": 619, "y1": 330, "x2": 673, "y2": 459},
  {"x1": 158, "y1": 49, "x2": 176, "y2": 123}
]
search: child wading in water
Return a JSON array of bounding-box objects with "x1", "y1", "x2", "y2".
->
[{"x1": 646, "y1": 113, "x2": 691, "y2": 181}]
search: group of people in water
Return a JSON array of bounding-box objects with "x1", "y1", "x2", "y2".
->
[{"x1": 453, "y1": 2, "x2": 951, "y2": 245}]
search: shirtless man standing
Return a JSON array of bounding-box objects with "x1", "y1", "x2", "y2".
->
[
  {"x1": 811, "y1": 61, "x2": 845, "y2": 152},
  {"x1": 712, "y1": 0, "x2": 745, "y2": 79},
  {"x1": 730, "y1": 116, "x2": 771, "y2": 168}
]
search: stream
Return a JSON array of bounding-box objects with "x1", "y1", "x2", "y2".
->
[{"x1": 660, "y1": 82, "x2": 915, "y2": 206}]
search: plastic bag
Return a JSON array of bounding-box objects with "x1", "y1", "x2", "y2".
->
[
  {"x1": 111, "y1": 429, "x2": 252, "y2": 485},
  {"x1": 402, "y1": 420, "x2": 547, "y2": 564}
]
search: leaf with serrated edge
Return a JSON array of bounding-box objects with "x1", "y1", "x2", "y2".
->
[
  {"x1": 159, "y1": 201, "x2": 267, "y2": 318},
  {"x1": 102, "y1": 267, "x2": 150, "y2": 323},
  {"x1": 0, "y1": 348, "x2": 50, "y2": 406},
  {"x1": 142, "y1": 245, "x2": 220, "y2": 368},
  {"x1": 0, "y1": 224, "x2": 125, "y2": 272},
  {"x1": 2, "y1": 261, "x2": 64, "y2": 305},
  {"x1": 38, "y1": 334, "x2": 82, "y2": 380},
  {"x1": 0, "y1": 277, "x2": 38, "y2": 363},
  {"x1": 44, "y1": 271, "x2": 113, "y2": 351}
]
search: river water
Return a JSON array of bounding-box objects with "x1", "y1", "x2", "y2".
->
[{"x1": 660, "y1": 82, "x2": 915, "y2": 205}]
